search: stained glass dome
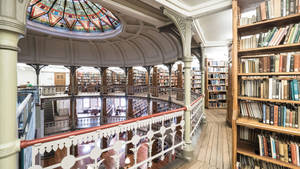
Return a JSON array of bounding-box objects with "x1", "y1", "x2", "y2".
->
[{"x1": 27, "y1": 0, "x2": 121, "y2": 35}]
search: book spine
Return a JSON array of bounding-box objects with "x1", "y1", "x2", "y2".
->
[
  {"x1": 270, "y1": 105, "x2": 274, "y2": 125},
  {"x1": 290, "y1": 54, "x2": 294, "y2": 72}
]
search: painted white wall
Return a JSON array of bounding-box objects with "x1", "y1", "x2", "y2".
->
[
  {"x1": 17, "y1": 65, "x2": 36, "y2": 86},
  {"x1": 17, "y1": 64, "x2": 70, "y2": 86},
  {"x1": 203, "y1": 46, "x2": 228, "y2": 61}
]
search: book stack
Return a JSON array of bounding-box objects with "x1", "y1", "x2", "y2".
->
[
  {"x1": 192, "y1": 67, "x2": 202, "y2": 93},
  {"x1": 133, "y1": 69, "x2": 147, "y2": 86},
  {"x1": 240, "y1": 101, "x2": 300, "y2": 128},
  {"x1": 257, "y1": 134, "x2": 300, "y2": 166},
  {"x1": 241, "y1": 78, "x2": 300, "y2": 100},
  {"x1": 240, "y1": 23, "x2": 300, "y2": 49},
  {"x1": 240, "y1": 0, "x2": 300, "y2": 26},
  {"x1": 241, "y1": 53, "x2": 300, "y2": 73},
  {"x1": 208, "y1": 73, "x2": 228, "y2": 79},
  {"x1": 207, "y1": 67, "x2": 228, "y2": 72},
  {"x1": 237, "y1": 154, "x2": 290, "y2": 169},
  {"x1": 256, "y1": 0, "x2": 300, "y2": 21},
  {"x1": 233, "y1": 1, "x2": 300, "y2": 168},
  {"x1": 205, "y1": 59, "x2": 228, "y2": 109}
]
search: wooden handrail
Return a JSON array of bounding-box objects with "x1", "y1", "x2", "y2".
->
[{"x1": 20, "y1": 107, "x2": 186, "y2": 149}]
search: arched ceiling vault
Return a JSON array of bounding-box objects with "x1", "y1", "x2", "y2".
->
[{"x1": 19, "y1": 6, "x2": 183, "y2": 67}]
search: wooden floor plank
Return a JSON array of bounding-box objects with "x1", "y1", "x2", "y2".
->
[
  {"x1": 209, "y1": 123, "x2": 219, "y2": 167},
  {"x1": 204, "y1": 124, "x2": 217, "y2": 162},
  {"x1": 180, "y1": 109, "x2": 232, "y2": 169},
  {"x1": 222, "y1": 122, "x2": 230, "y2": 169},
  {"x1": 197, "y1": 124, "x2": 213, "y2": 161},
  {"x1": 216, "y1": 124, "x2": 224, "y2": 169}
]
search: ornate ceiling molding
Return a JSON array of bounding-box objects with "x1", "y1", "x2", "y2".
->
[{"x1": 155, "y1": 0, "x2": 232, "y2": 18}]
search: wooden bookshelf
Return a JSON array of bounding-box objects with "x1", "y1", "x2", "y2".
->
[
  {"x1": 239, "y1": 43, "x2": 300, "y2": 56},
  {"x1": 237, "y1": 143, "x2": 299, "y2": 169},
  {"x1": 238, "y1": 13, "x2": 300, "y2": 36},
  {"x1": 133, "y1": 69, "x2": 147, "y2": 86},
  {"x1": 192, "y1": 67, "x2": 202, "y2": 93},
  {"x1": 205, "y1": 59, "x2": 228, "y2": 109},
  {"x1": 238, "y1": 72, "x2": 300, "y2": 76},
  {"x1": 238, "y1": 96, "x2": 300, "y2": 104},
  {"x1": 232, "y1": 1, "x2": 300, "y2": 168},
  {"x1": 237, "y1": 118, "x2": 300, "y2": 137},
  {"x1": 227, "y1": 43, "x2": 233, "y2": 126}
]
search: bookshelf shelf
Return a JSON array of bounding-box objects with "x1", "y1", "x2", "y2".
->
[
  {"x1": 238, "y1": 72, "x2": 300, "y2": 76},
  {"x1": 208, "y1": 72, "x2": 228, "y2": 74},
  {"x1": 205, "y1": 59, "x2": 228, "y2": 109},
  {"x1": 238, "y1": 13, "x2": 300, "y2": 36},
  {"x1": 208, "y1": 78, "x2": 227, "y2": 80},
  {"x1": 208, "y1": 106, "x2": 227, "y2": 109},
  {"x1": 238, "y1": 96, "x2": 300, "y2": 104},
  {"x1": 209, "y1": 90, "x2": 227, "y2": 93},
  {"x1": 232, "y1": 1, "x2": 300, "y2": 168},
  {"x1": 238, "y1": 43, "x2": 300, "y2": 56},
  {"x1": 237, "y1": 118, "x2": 300, "y2": 137},
  {"x1": 237, "y1": 143, "x2": 299, "y2": 169}
]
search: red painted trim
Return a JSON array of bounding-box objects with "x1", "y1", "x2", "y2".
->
[
  {"x1": 20, "y1": 107, "x2": 187, "y2": 149},
  {"x1": 191, "y1": 96, "x2": 203, "y2": 106}
]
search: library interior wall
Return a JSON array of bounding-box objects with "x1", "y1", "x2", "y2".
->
[
  {"x1": 204, "y1": 46, "x2": 229, "y2": 61},
  {"x1": 17, "y1": 65, "x2": 70, "y2": 86},
  {"x1": 17, "y1": 57, "x2": 201, "y2": 86}
]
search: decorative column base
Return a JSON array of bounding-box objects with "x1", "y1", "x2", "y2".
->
[{"x1": 183, "y1": 148, "x2": 194, "y2": 161}]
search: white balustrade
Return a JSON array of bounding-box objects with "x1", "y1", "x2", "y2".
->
[
  {"x1": 24, "y1": 109, "x2": 185, "y2": 169},
  {"x1": 190, "y1": 97, "x2": 204, "y2": 137}
]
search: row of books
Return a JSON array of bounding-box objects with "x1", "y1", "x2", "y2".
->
[
  {"x1": 208, "y1": 79, "x2": 226, "y2": 85},
  {"x1": 207, "y1": 67, "x2": 228, "y2": 72},
  {"x1": 237, "y1": 154, "x2": 289, "y2": 169},
  {"x1": 258, "y1": 134, "x2": 300, "y2": 166},
  {"x1": 208, "y1": 74, "x2": 227, "y2": 78},
  {"x1": 208, "y1": 86, "x2": 227, "y2": 91},
  {"x1": 239, "y1": 126, "x2": 255, "y2": 142},
  {"x1": 240, "y1": 0, "x2": 300, "y2": 26},
  {"x1": 240, "y1": 102, "x2": 300, "y2": 128},
  {"x1": 208, "y1": 60, "x2": 227, "y2": 66},
  {"x1": 240, "y1": 23, "x2": 300, "y2": 49},
  {"x1": 208, "y1": 102, "x2": 227, "y2": 108},
  {"x1": 240, "y1": 54, "x2": 300, "y2": 73},
  {"x1": 209, "y1": 94, "x2": 226, "y2": 99},
  {"x1": 240, "y1": 79, "x2": 300, "y2": 100}
]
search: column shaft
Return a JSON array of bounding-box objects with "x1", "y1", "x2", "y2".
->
[{"x1": 0, "y1": 30, "x2": 20, "y2": 169}]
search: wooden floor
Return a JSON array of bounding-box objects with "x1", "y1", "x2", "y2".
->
[{"x1": 180, "y1": 109, "x2": 232, "y2": 169}]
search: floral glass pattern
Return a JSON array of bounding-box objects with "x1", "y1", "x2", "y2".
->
[{"x1": 28, "y1": 0, "x2": 121, "y2": 33}]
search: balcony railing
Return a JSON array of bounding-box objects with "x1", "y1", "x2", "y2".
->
[
  {"x1": 18, "y1": 86, "x2": 204, "y2": 169},
  {"x1": 17, "y1": 92, "x2": 36, "y2": 169}
]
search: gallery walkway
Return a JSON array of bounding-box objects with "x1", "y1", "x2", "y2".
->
[{"x1": 179, "y1": 109, "x2": 232, "y2": 169}]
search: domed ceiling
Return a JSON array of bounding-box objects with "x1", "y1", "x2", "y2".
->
[
  {"x1": 27, "y1": 0, "x2": 121, "y2": 37},
  {"x1": 19, "y1": 0, "x2": 183, "y2": 67}
]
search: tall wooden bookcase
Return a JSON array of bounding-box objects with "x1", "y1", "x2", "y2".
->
[
  {"x1": 232, "y1": 1, "x2": 300, "y2": 168},
  {"x1": 205, "y1": 59, "x2": 228, "y2": 109},
  {"x1": 227, "y1": 43, "x2": 233, "y2": 126}
]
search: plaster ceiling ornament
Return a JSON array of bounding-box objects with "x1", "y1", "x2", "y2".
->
[{"x1": 27, "y1": 0, "x2": 121, "y2": 35}]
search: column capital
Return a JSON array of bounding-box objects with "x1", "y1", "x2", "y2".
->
[
  {"x1": 0, "y1": 0, "x2": 29, "y2": 35},
  {"x1": 0, "y1": 30, "x2": 22, "y2": 52},
  {"x1": 0, "y1": 17, "x2": 26, "y2": 35},
  {"x1": 163, "y1": 9, "x2": 192, "y2": 59},
  {"x1": 163, "y1": 9, "x2": 193, "y2": 39}
]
